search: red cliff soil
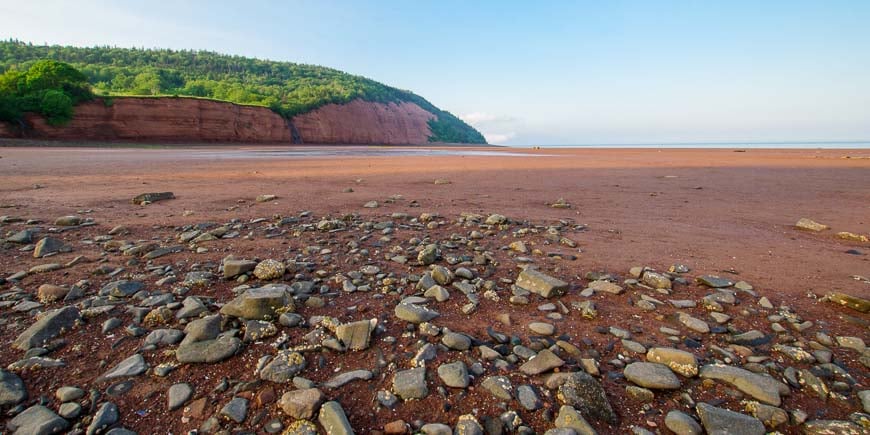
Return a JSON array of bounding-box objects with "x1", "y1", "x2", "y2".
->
[
  {"x1": 291, "y1": 100, "x2": 435, "y2": 145},
  {"x1": 1, "y1": 97, "x2": 439, "y2": 145}
]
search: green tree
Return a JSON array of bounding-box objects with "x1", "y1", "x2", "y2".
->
[{"x1": 39, "y1": 89, "x2": 73, "y2": 125}]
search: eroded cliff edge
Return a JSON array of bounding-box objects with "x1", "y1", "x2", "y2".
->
[{"x1": 1, "y1": 96, "x2": 443, "y2": 145}]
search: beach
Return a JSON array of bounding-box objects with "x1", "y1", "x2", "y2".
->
[{"x1": 1, "y1": 145, "x2": 868, "y2": 433}]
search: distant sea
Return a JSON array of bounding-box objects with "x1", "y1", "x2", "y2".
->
[{"x1": 512, "y1": 141, "x2": 870, "y2": 149}]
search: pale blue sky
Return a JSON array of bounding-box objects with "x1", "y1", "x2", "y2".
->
[{"x1": 2, "y1": 0, "x2": 869, "y2": 145}]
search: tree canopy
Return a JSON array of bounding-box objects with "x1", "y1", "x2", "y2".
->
[
  {"x1": 0, "y1": 58, "x2": 92, "y2": 125},
  {"x1": 0, "y1": 40, "x2": 486, "y2": 143}
]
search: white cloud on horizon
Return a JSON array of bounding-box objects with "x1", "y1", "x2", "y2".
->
[
  {"x1": 460, "y1": 112, "x2": 516, "y2": 126},
  {"x1": 483, "y1": 132, "x2": 517, "y2": 144}
]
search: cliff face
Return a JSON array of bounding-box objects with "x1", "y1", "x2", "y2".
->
[
  {"x1": 1, "y1": 97, "x2": 440, "y2": 145},
  {"x1": 291, "y1": 100, "x2": 434, "y2": 145}
]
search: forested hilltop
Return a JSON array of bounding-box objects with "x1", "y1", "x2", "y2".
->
[{"x1": 0, "y1": 40, "x2": 486, "y2": 143}]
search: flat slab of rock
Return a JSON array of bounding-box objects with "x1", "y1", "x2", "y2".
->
[
  {"x1": 335, "y1": 319, "x2": 375, "y2": 351},
  {"x1": 33, "y1": 237, "x2": 70, "y2": 258},
  {"x1": 8, "y1": 405, "x2": 69, "y2": 434},
  {"x1": 393, "y1": 367, "x2": 428, "y2": 400},
  {"x1": 696, "y1": 275, "x2": 734, "y2": 288},
  {"x1": 646, "y1": 347, "x2": 698, "y2": 377},
  {"x1": 176, "y1": 336, "x2": 241, "y2": 364},
  {"x1": 516, "y1": 268, "x2": 568, "y2": 298},
  {"x1": 520, "y1": 349, "x2": 565, "y2": 375},
  {"x1": 699, "y1": 364, "x2": 789, "y2": 406},
  {"x1": 279, "y1": 388, "x2": 325, "y2": 419},
  {"x1": 101, "y1": 354, "x2": 148, "y2": 381},
  {"x1": 132, "y1": 192, "x2": 175, "y2": 205},
  {"x1": 696, "y1": 402, "x2": 765, "y2": 435},
  {"x1": 259, "y1": 351, "x2": 306, "y2": 383},
  {"x1": 167, "y1": 383, "x2": 192, "y2": 411},
  {"x1": 318, "y1": 401, "x2": 354, "y2": 435},
  {"x1": 0, "y1": 370, "x2": 27, "y2": 406},
  {"x1": 394, "y1": 303, "x2": 439, "y2": 323},
  {"x1": 624, "y1": 362, "x2": 681, "y2": 389},
  {"x1": 220, "y1": 286, "x2": 294, "y2": 320},
  {"x1": 826, "y1": 292, "x2": 870, "y2": 313},
  {"x1": 13, "y1": 306, "x2": 80, "y2": 350},
  {"x1": 554, "y1": 405, "x2": 596, "y2": 435},
  {"x1": 223, "y1": 259, "x2": 257, "y2": 279},
  {"x1": 322, "y1": 370, "x2": 373, "y2": 389},
  {"x1": 795, "y1": 218, "x2": 828, "y2": 232}
]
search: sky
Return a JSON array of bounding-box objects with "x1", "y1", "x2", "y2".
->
[{"x1": 1, "y1": 0, "x2": 869, "y2": 145}]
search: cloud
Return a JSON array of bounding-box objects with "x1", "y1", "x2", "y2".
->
[
  {"x1": 483, "y1": 132, "x2": 517, "y2": 144},
  {"x1": 460, "y1": 112, "x2": 515, "y2": 126}
]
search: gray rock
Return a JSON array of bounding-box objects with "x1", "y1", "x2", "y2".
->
[
  {"x1": 641, "y1": 271, "x2": 671, "y2": 289},
  {"x1": 860, "y1": 390, "x2": 870, "y2": 413},
  {"x1": 181, "y1": 314, "x2": 221, "y2": 345},
  {"x1": 58, "y1": 402, "x2": 81, "y2": 419},
  {"x1": 442, "y1": 331, "x2": 471, "y2": 351},
  {"x1": 802, "y1": 420, "x2": 866, "y2": 434},
  {"x1": 6, "y1": 229, "x2": 33, "y2": 244},
  {"x1": 646, "y1": 347, "x2": 698, "y2": 377},
  {"x1": 481, "y1": 376, "x2": 513, "y2": 400},
  {"x1": 529, "y1": 322, "x2": 555, "y2": 335},
  {"x1": 695, "y1": 402, "x2": 764, "y2": 435},
  {"x1": 176, "y1": 335, "x2": 241, "y2": 364},
  {"x1": 55, "y1": 386, "x2": 84, "y2": 402},
  {"x1": 335, "y1": 319, "x2": 374, "y2": 351},
  {"x1": 516, "y1": 268, "x2": 568, "y2": 298},
  {"x1": 279, "y1": 388, "x2": 325, "y2": 419},
  {"x1": 8, "y1": 405, "x2": 69, "y2": 435},
  {"x1": 519, "y1": 349, "x2": 565, "y2": 375},
  {"x1": 318, "y1": 401, "x2": 354, "y2": 435},
  {"x1": 696, "y1": 275, "x2": 734, "y2": 288},
  {"x1": 87, "y1": 402, "x2": 119, "y2": 435},
  {"x1": 100, "y1": 280, "x2": 145, "y2": 298},
  {"x1": 220, "y1": 286, "x2": 294, "y2": 320},
  {"x1": 455, "y1": 414, "x2": 484, "y2": 435},
  {"x1": 220, "y1": 397, "x2": 248, "y2": 423},
  {"x1": 554, "y1": 405, "x2": 596, "y2": 435},
  {"x1": 223, "y1": 259, "x2": 257, "y2": 279},
  {"x1": 13, "y1": 306, "x2": 81, "y2": 350},
  {"x1": 259, "y1": 351, "x2": 306, "y2": 383},
  {"x1": 665, "y1": 410, "x2": 702, "y2": 435},
  {"x1": 556, "y1": 372, "x2": 617, "y2": 424},
  {"x1": 145, "y1": 329, "x2": 184, "y2": 347},
  {"x1": 437, "y1": 361, "x2": 469, "y2": 388},
  {"x1": 421, "y1": 423, "x2": 452, "y2": 435},
  {"x1": 624, "y1": 362, "x2": 681, "y2": 389},
  {"x1": 322, "y1": 370, "x2": 373, "y2": 389},
  {"x1": 167, "y1": 383, "x2": 192, "y2": 411},
  {"x1": 0, "y1": 370, "x2": 27, "y2": 406},
  {"x1": 418, "y1": 244, "x2": 439, "y2": 265},
  {"x1": 176, "y1": 296, "x2": 208, "y2": 319},
  {"x1": 393, "y1": 367, "x2": 428, "y2": 400},
  {"x1": 424, "y1": 285, "x2": 450, "y2": 301},
  {"x1": 101, "y1": 354, "x2": 148, "y2": 380},
  {"x1": 517, "y1": 384, "x2": 542, "y2": 410},
  {"x1": 699, "y1": 364, "x2": 789, "y2": 406},
  {"x1": 677, "y1": 312, "x2": 709, "y2": 334},
  {"x1": 33, "y1": 237, "x2": 69, "y2": 258},
  {"x1": 243, "y1": 319, "x2": 278, "y2": 342},
  {"x1": 394, "y1": 303, "x2": 439, "y2": 323}
]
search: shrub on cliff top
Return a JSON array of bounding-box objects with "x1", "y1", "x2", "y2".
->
[{"x1": 0, "y1": 59, "x2": 92, "y2": 125}]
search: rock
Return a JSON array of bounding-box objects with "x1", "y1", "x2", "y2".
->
[
  {"x1": 100, "y1": 280, "x2": 145, "y2": 297},
  {"x1": 441, "y1": 331, "x2": 471, "y2": 350},
  {"x1": 744, "y1": 401, "x2": 788, "y2": 428},
  {"x1": 145, "y1": 329, "x2": 185, "y2": 347},
  {"x1": 554, "y1": 405, "x2": 596, "y2": 435},
  {"x1": 623, "y1": 362, "x2": 681, "y2": 389},
  {"x1": 259, "y1": 351, "x2": 307, "y2": 383},
  {"x1": 322, "y1": 370, "x2": 373, "y2": 389},
  {"x1": 58, "y1": 402, "x2": 81, "y2": 419},
  {"x1": 517, "y1": 385, "x2": 542, "y2": 410},
  {"x1": 836, "y1": 336, "x2": 866, "y2": 352},
  {"x1": 587, "y1": 280, "x2": 623, "y2": 294},
  {"x1": 646, "y1": 347, "x2": 698, "y2": 377},
  {"x1": 334, "y1": 319, "x2": 375, "y2": 351},
  {"x1": 626, "y1": 385, "x2": 654, "y2": 402},
  {"x1": 516, "y1": 268, "x2": 569, "y2": 298},
  {"x1": 87, "y1": 402, "x2": 119, "y2": 435},
  {"x1": 795, "y1": 218, "x2": 828, "y2": 232},
  {"x1": 677, "y1": 312, "x2": 709, "y2": 334},
  {"x1": 253, "y1": 259, "x2": 285, "y2": 280},
  {"x1": 437, "y1": 361, "x2": 469, "y2": 388},
  {"x1": 699, "y1": 364, "x2": 789, "y2": 406},
  {"x1": 665, "y1": 410, "x2": 702, "y2": 435},
  {"x1": 556, "y1": 372, "x2": 617, "y2": 424},
  {"x1": 223, "y1": 259, "x2": 257, "y2": 278},
  {"x1": 132, "y1": 192, "x2": 174, "y2": 205},
  {"x1": 221, "y1": 397, "x2": 248, "y2": 423},
  {"x1": 455, "y1": 414, "x2": 484, "y2": 435},
  {"x1": 481, "y1": 376, "x2": 513, "y2": 400},
  {"x1": 528, "y1": 322, "x2": 555, "y2": 335},
  {"x1": 181, "y1": 314, "x2": 221, "y2": 344},
  {"x1": 859, "y1": 390, "x2": 870, "y2": 413},
  {"x1": 520, "y1": 349, "x2": 565, "y2": 375},
  {"x1": 802, "y1": 420, "x2": 867, "y2": 434},
  {"x1": 318, "y1": 401, "x2": 354, "y2": 435},
  {"x1": 393, "y1": 367, "x2": 428, "y2": 400},
  {"x1": 7, "y1": 405, "x2": 69, "y2": 435},
  {"x1": 33, "y1": 237, "x2": 69, "y2": 258},
  {"x1": 244, "y1": 319, "x2": 278, "y2": 342},
  {"x1": 167, "y1": 383, "x2": 192, "y2": 411},
  {"x1": 417, "y1": 244, "x2": 439, "y2": 265},
  {"x1": 54, "y1": 215, "x2": 82, "y2": 226},
  {"x1": 421, "y1": 423, "x2": 452, "y2": 435},
  {"x1": 279, "y1": 388, "x2": 325, "y2": 419},
  {"x1": 37, "y1": 284, "x2": 69, "y2": 303},
  {"x1": 13, "y1": 306, "x2": 80, "y2": 350},
  {"x1": 0, "y1": 370, "x2": 27, "y2": 406},
  {"x1": 220, "y1": 285, "x2": 294, "y2": 320},
  {"x1": 695, "y1": 402, "x2": 765, "y2": 435},
  {"x1": 837, "y1": 231, "x2": 869, "y2": 242},
  {"x1": 641, "y1": 271, "x2": 671, "y2": 289},
  {"x1": 485, "y1": 214, "x2": 508, "y2": 225},
  {"x1": 176, "y1": 335, "x2": 241, "y2": 363},
  {"x1": 5, "y1": 229, "x2": 33, "y2": 244},
  {"x1": 695, "y1": 275, "x2": 734, "y2": 288},
  {"x1": 101, "y1": 354, "x2": 148, "y2": 380},
  {"x1": 424, "y1": 285, "x2": 450, "y2": 302},
  {"x1": 256, "y1": 194, "x2": 278, "y2": 203},
  {"x1": 55, "y1": 386, "x2": 84, "y2": 402},
  {"x1": 826, "y1": 292, "x2": 870, "y2": 313},
  {"x1": 394, "y1": 303, "x2": 439, "y2": 323}
]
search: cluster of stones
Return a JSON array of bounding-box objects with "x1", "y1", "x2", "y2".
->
[{"x1": 0, "y1": 207, "x2": 868, "y2": 434}]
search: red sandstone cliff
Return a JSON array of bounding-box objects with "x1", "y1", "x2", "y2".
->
[
  {"x1": 291, "y1": 100, "x2": 434, "y2": 145},
  {"x1": 0, "y1": 97, "x2": 438, "y2": 145}
]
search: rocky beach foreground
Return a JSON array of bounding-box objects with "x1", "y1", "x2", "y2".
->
[{"x1": 0, "y1": 146, "x2": 868, "y2": 434}]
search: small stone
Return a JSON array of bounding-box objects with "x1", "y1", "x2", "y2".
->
[
  {"x1": 253, "y1": 259, "x2": 285, "y2": 280},
  {"x1": 517, "y1": 385, "x2": 543, "y2": 410},
  {"x1": 101, "y1": 354, "x2": 148, "y2": 380},
  {"x1": 516, "y1": 268, "x2": 569, "y2": 298},
  {"x1": 220, "y1": 397, "x2": 249, "y2": 423},
  {"x1": 437, "y1": 361, "x2": 470, "y2": 388},
  {"x1": 220, "y1": 285, "x2": 294, "y2": 320},
  {"x1": 167, "y1": 383, "x2": 192, "y2": 411},
  {"x1": 481, "y1": 376, "x2": 513, "y2": 400},
  {"x1": 665, "y1": 410, "x2": 702, "y2": 435},
  {"x1": 260, "y1": 351, "x2": 307, "y2": 383},
  {"x1": 223, "y1": 259, "x2": 257, "y2": 278},
  {"x1": 442, "y1": 331, "x2": 471, "y2": 351},
  {"x1": 623, "y1": 362, "x2": 681, "y2": 389},
  {"x1": 554, "y1": 405, "x2": 596, "y2": 435},
  {"x1": 626, "y1": 385, "x2": 654, "y2": 402},
  {"x1": 87, "y1": 402, "x2": 119, "y2": 435},
  {"x1": 394, "y1": 303, "x2": 440, "y2": 323},
  {"x1": 279, "y1": 388, "x2": 325, "y2": 419},
  {"x1": 520, "y1": 349, "x2": 565, "y2": 375},
  {"x1": 393, "y1": 367, "x2": 428, "y2": 400},
  {"x1": 256, "y1": 194, "x2": 278, "y2": 203},
  {"x1": 795, "y1": 218, "x2": 828, "y2": 232},
  {"x1": 646, "y1": 347, "x2": 698, "y2": 377},
  {"x1": 8, "y1": 405, "x2": 69, "y2": 434},
  {"x1": 699, "y1": 364, "x2": 789, "y2": 406},
  {"x1": 696, "y1": 402, "x2": 764, "y2": 435},
  {"x1": 55, "y1": 386, "x2": 84, "y2": 402},
  {"x1": 642, "y1": 271, "x2": 671, "y2": 289},
  {"x1": 678, "y1": 312, "x2": 709, "y2": 334},
  {"x1": 0, "y1": 370, "x2": 27, "y2": 406},
  {"x1": 695, "y1": 275, "x2": 734, "y2": 288},
  {"x1": 318, "y1": 401, "x2": 354, "y2": 435},
  {"x1": 826, "y1": 292, "x2": 870, "y2": 313},
  {"x1": 528, "y1": 322, "x2": 555, "y2": 336},
  {"x1": 33, "y1": 237, "x2": 69, "y2": 258}
]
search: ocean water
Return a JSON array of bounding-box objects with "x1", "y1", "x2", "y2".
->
[{"x1": 516, "y1": 141, "x2": 870, "y2": 149}]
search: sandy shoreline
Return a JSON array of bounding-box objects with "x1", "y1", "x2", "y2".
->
[{"x1": 1, "y1": 144, "x2": 868, "y2": 433}]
